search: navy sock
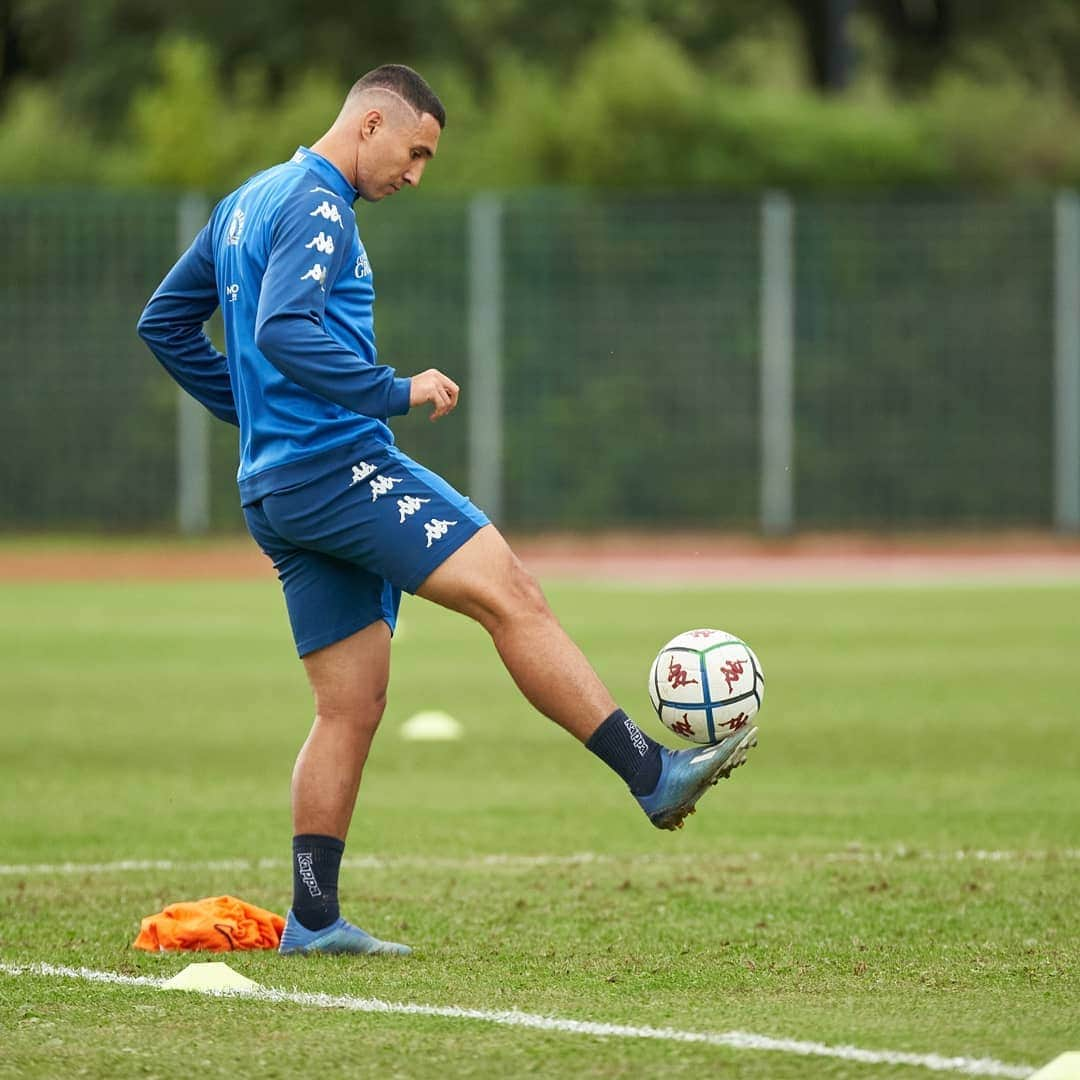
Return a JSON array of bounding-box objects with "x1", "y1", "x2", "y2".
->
[
  {"x1": 291, "y1": 834, "x2": 345, "y2": 931},
  {"x1": 586, "y1": 709, "x2": 663, "y2": 796}
]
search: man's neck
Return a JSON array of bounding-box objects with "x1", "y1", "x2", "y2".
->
[{"x1": 309, "y1": 134, "x2": 357, "y2": 190}]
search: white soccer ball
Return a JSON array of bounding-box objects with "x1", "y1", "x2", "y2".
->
[{"x1": 648, "y1": 628, "x2": 765, "y2": 745}]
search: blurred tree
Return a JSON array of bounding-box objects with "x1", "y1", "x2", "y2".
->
[
  {"x1": 788, "y1": 0, "x2": 858, "y2": 91},
  {"x1": 0, "y1": 1, "x2": 18, "y2": 87},
  {"x1": 5, "y1": 0, "x2": 1079, "y2": 130},
  {"x1": 2, "y1": 0, "x2": 1079, "y2": 191},
  {"x1": 783, "y1": 0, "x2": 1080, "y2": 95},
  {"x1": 0, "y1": 0, "x2": 791, "y2": 130},
  {"x1": 867, "y1": 0, "x2": 1080, "y2": 93}
]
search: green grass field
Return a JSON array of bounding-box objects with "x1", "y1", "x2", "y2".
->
[{"x1": 1, "y1": 571, "x2": 1077, "y2": 1078}]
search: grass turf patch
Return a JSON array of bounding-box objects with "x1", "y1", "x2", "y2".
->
[{"x1": 0, "y1": 577, "x2": 1076, "y2": 1077}]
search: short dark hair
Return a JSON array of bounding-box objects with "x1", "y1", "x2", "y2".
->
[{"x1": 350, "y1": 64, "x2": 446, "y2": 129}]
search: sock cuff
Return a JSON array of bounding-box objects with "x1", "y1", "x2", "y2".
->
[
  {"x1": 292, "y1": 834, "x2": 346, "y2": 854},
  {"x1": 585, "y1": 708, "x2": 661, "y2": 793},
  {"x1": 586, "y1": 709, "x2": 647, "y2": 753}
]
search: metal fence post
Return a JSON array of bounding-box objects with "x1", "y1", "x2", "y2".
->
[
  {"x1": 1054, "y1": 190, "x2": 1080, "y2": 533},
  {"x1": 175, "y1": 193, "x2": 211, "y2": 535},
  {"x1": 760, "y1": 192, "x2": 795, "y2": 536},
  {"x1": 467, "y1": 194, "x2": 504, "y2": 523}
]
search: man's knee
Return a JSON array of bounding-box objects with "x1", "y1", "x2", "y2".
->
[
  {"x1": 504, "y1": 555, "x2": 549, "y2": 615},
  {"x1": 473, "y1": 552, "x2": 554, "y2": 633},
  {"x1": 314, "y1": 685, "x2": 387, "y2": 733}
]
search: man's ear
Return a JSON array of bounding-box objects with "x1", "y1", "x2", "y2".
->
[{"x1": 360, "y1": 108, "x2": 383, "y2": 139}]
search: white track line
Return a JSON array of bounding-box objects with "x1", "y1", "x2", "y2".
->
[
  {"x1": 0, "y1": 961, "x2": 1033, "y2": 1078},
  {"x1": 0, "y1": 849, "x2": 1076, "y2": 877},
  {"x1": 0, "y1": 853, "x2": 611, "y2": 876}
]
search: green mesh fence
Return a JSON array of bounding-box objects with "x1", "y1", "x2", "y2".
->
[
  {"x1": 499, "y1": 194, "x2": 761, "y2": 529},
  {"x1": 362, "y1": 196, "x2": 470, "y2": 494},
  {"x1": 794, "y1": 198, "x2": 1055, "y2": 527},
  {"x1": 0, "y1": 192, "x2": 180, "y2": 529},
  {"x1": 0, "y1": 189, "x2": 1069, "y2": 533}
]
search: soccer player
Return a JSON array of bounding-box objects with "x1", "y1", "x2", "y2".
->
[{"x1": 137, "y1": 64, "x2": 756, "y2": 956}]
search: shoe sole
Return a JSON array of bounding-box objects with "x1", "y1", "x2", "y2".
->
[
  {"x1": 651, "y1": 726, "x2": 758, "y2": 831},
  {"x1": 279, "y1": 941, "x2": 412, "y2": 956}
]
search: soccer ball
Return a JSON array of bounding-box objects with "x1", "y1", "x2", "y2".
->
[{"x1": 648, "y1": 629, "x2": 765, "y2": 745}]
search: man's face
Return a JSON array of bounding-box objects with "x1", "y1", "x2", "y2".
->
[{"x1": 355, "y1": 108, "x2": 441, "y2": 202}]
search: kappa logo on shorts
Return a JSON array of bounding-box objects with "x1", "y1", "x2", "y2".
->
[
  {"x1": 424, "y1": 518, "x2": 458, "y2": 548},
  {"x1": 348, "y1": 462, "x2": 376, "y2": 487},
  {"x1": 369, "y1": 475, "x2": 403, "y2": 501},
  {"x1": 397, "y1": 495, "x2": 430, "y2": 523}
]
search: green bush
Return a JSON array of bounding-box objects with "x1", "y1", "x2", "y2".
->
[
  {"x1": 0, "y1": 85, "x2": 112, "y2": 185},
  {"x1": 2, "y1": 23, "x2": 1079, "y2": 195}
]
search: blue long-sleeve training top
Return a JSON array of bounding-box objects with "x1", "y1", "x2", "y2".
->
[{"x1": 137, "y1": 147, "x2": 412, "y2": 505}]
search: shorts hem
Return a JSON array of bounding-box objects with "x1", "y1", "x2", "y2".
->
[
  {"x1": 402, "y1": 516, "x2": 490, "y2": 594},
  {"x1": 295, "y1": 614, "x2": 393, "y2": 659}
]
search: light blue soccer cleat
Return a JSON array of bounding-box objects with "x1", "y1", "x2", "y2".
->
[
  {"x1": 278, "y1": 911, "x2": 412, "y2": 956},
  {"x1": 636, "y1": 726, "x2": 758, "y2": 830}
]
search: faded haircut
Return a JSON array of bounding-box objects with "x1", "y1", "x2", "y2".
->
[{"x1": 347, "y1": 64, "x2": 446, "y2": 129}]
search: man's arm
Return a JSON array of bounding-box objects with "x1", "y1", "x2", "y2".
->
[
  {"x1": 253, "y1": 193, "x2": 412, "y2": 419},
  {"x1": 137, "y1": 225, "x2": 240, "y2": 427}
]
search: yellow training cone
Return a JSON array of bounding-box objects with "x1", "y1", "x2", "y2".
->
[{"x1": 161, "y1": 961, "x2": 261, "y2": 992}]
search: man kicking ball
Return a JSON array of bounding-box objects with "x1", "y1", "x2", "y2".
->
[{"x1": 137, "y1": 64, "x2": 756, "y2": 956}]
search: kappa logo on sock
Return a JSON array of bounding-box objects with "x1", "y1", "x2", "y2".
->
[
  {"x1": 296, "y1": 852, "x2": 322, "y2": 897},
  {"x1": 623, "y1": 715, "x2": 651, "y2": 757}
]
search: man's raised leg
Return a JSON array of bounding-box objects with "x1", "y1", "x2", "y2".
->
[
  {"x1": 416, "y1": 526, "x2": 756, "y2": 828},
  {"x1": 417, "y1": 526, "x2": 617, "y2": 742}
]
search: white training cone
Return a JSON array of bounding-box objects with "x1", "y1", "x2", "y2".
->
[
  {"x1": 400, "y1": 710, "x2": 462, "y2": 741},
  {"x1": 1028, "y1": 1053, "x2": 1080, "y2": 1080},
  {"x1": 161, "y1": 961, "x2": 261, "y2": 992}
]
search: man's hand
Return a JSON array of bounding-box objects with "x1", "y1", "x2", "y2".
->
[{"x1": 408, "y1": 368, "x2": 460, "y2": 421}]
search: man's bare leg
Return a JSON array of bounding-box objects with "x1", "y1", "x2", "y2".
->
[{"x1": 293, "y1": 618, "x2": 391, "y2": 838}]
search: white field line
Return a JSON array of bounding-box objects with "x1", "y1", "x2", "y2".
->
[
  {"x1": 0, "y1": 961, "x2": 1034, "y2": 1079},
  {"x1": 0, "y1": 848, "x2": 1077, "y2": 877}
]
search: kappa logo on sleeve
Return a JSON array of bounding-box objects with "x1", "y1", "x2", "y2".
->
[
  {"x1": 226, "y1": 207, "x2": 245, "y2": 246},
  {"x1": 309, "y1": 201, "x2": 344, "y2": 227},
  {"x1": 300, "y1": 263, "x2": 328, "y2": 289},
  {"x1": 305, "y1": 231, "x2": 335, "y2": 255}
]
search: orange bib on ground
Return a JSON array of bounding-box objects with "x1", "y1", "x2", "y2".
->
[{"x1": 133, "y1": 895, "x2": 285, "y2": 952}]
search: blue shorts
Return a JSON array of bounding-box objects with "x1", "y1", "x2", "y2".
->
[{"x1": 243, "y1": 443, "x2": 489, "y2": 657}]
